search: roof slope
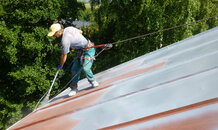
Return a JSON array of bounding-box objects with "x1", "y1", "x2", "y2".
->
[{"x1": 8, "y1": 27, "x2": 218, "y2": 130}]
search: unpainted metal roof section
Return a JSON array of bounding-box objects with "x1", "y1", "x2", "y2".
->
[{"x1": 8, "y1": 27, "x2": 218, "y2": 130}]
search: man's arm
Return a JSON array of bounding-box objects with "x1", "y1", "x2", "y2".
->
[{"x1": 60, "y1": 53, "x2": 68, "y2": 66}]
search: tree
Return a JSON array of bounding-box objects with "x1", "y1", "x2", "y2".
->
[
  {"x1": 90, "y1": 0, "x2": 101, "y2": 10},
  {"x1": 0, "y1": 0, "x2": 83, "y2": 129},
  {"x1": 88, "y1": 0, "x2": 218, "y2": 72}
]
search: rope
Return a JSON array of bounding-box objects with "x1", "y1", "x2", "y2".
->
[
  {"x1": 109, "y1": 15, "x2": 218, "y2": 45},
  {"x1": 35, "y1": 15, "x2": 218, "y2": 109}
]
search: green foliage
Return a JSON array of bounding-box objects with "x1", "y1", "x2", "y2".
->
[
  {"x1": 78, "y1": 4, "x2": 94, "y2": 22},
  {"x1": 0, "y1": 0, "x2": 83, "y2": 129},
  {"x1": 0, "y1": 0, "x2": 218, "y2": 129},
  {"x1": 88, "y1": 0, "x2": 218, "y2": 72},
  {"x1": 0, "y1": 97, "x2": 23, "y2": 129}
]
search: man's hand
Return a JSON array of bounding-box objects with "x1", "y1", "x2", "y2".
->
[{"x1": 57, "y1": 64, "x2": 63, "y2": 70}]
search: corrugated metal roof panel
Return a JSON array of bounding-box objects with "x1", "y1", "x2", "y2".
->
[{"x1": 8, "y1": 27, "x2": 218, "y2": 130}]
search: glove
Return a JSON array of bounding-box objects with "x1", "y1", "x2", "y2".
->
[
  {"x1": 57, "y1": 64, "x2": 63, "y2": 70},
  {"x1": 103, "y1": 44, "x2": 113, "y2": 50}
]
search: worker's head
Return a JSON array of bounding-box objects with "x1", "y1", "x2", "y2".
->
[{"x1": 47, "y1": 23, "x2": 63, "y2": 38}]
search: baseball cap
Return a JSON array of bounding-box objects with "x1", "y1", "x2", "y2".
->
[{"x1": 47, "y1": 23, "x2": 62, "y2": 36}]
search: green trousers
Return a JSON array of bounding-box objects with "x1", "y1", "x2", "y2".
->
[{"x1": 70, "y1": 48, "x2": 96, "y2": 86}]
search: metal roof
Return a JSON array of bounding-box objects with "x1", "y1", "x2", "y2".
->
[{"x1": 8, "y1": 27, "x2": 218, "y2": 130}]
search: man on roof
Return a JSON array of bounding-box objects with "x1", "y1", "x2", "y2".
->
[{"x1": 48, "y1": 23, "x2": 99, "y2": 96}]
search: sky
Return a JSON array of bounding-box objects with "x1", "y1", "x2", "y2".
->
[{"x1": 78, "y1": 0, "x2": 90, "y2": 3}]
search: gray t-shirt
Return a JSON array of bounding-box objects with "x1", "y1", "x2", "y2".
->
[{"x1": 61, "y1": 27, "x2": 88, "y2": 54}]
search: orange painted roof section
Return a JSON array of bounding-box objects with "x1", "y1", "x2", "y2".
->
[{"x1": 8, "y1": 27, "x2": 218, "y2": 130}]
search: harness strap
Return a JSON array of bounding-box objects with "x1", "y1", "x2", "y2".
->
[
  {"x1": 83, "y1": 40, "x2": 95, "y2": 50},
  {"x1": 84, "y1": 44, "x2": 107, "y2": 50}
]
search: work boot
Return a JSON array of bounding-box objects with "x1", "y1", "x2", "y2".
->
[
  {"x1": 89, "y1": 80, "x2": 99, "y2": 87},
  {"x1": 68, "y1": 84, "x2": 78, "y2": 96},
  {"x1": 68, "y1": 88, "x2": 78, "y2": 96}
]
